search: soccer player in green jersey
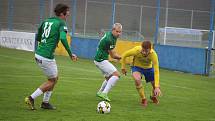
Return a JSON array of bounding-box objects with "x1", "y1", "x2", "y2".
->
[
  {"x1": 94, "y1": 23, "x2": 122, "y2": 102},
  {"x1": 25, "y1": 3, "x2": 77, "y2": 110}
]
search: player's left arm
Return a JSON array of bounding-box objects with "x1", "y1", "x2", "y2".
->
[
  {"x1": 60, "y1": 31, "x2": 77, "y2": 61},
  {"x1": 107, "y1": 39, "x2": 121, "y2": 60},
  {"x1": 108, "y1": 49, "x2": 121, "y2": 60},
  {"x1": 152, "y1": 52, "x2": 160, "y2": 87},
  {"x1": 152, "y1": 52, "x2": 161, "y2": 96}
]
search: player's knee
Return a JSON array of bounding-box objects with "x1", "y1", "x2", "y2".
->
[
  {"x1": 134, "y1": 76, "x2": 141, "y2": 81},
  {"x1": 135, "y1": 80, "x2": 142, "y2": 86},
  {"x1": 48, "y1": 77, "x2": 58, "y2": 83},
  {"x1": 112, "y1": 71, "x2": 120, "y2": 78}
]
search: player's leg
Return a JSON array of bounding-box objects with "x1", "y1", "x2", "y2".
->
[
  {"x1": 96, "y1": 79, "x2": 107, "y2": 96},
  {"x1": 143, "y1": 68, "x2": 159, "y2": 104},
  {"x1": 94, "y1": 60, "x2": 120, "y2": 101},
  {"x1": 25, "y1": 56, "x2": 44, "y2": 110},
  {"x1": 97, "y1": 71, "x2": 120, "y2": 102},
  {"x1": 102, "y1": 71, "x2": 120, "y2": 94},
  {"x1": 25, "y1": 80, "x2": 57, "y2": 110},
  {"x1": 94, "y1": 60, "x2": 108, "y2": 96},
  {"x1": 40, "y1": 60, "x2": 58, "y2": 109},
  {"x1": 25, "y1": 55, "x2": 57, "y2": 110},
  {"x1": 40, "y1": 78, "x2": 57, "y2": 110},
  {"x1": 131, "y1": 66, "x2": 147, "y2": 107}
]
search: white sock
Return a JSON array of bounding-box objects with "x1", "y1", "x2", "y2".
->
[
  {"x1": 30, "y1": 88, "x2": 43, "y2": 99},
  {"x1": 98, "y1": 80, "x2": 107, "y2": 92},
  {"x1": 43, "y1": 91, "x2": 52, "y2": 103},
  {"x1": 103, "y1": 76, "x2": 119, "y2": 94}
]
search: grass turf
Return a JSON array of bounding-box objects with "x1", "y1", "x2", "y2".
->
[{"x1": 0, "y1": 47, "x2": 215, "y2": 121}]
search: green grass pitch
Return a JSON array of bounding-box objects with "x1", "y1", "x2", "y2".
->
[{"x1": 0, "y1": 47, "x2": 215, "y2": 121}]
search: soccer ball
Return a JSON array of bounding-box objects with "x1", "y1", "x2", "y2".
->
[{"x1": 97, "y1": 101, "x2": 111, "y2": 114}]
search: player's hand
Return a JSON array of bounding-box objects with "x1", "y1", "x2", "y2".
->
[
  {"x1": 117, "y1": 56, "x2": 121, "y2": 60},
  {"x1": 154, "y1": 87, "x2": 162, "y2": 97},
  {"x1": 112, "y1": 58, "x2": 120, "y2": 63},
  {"x1": 71, "y1": 54, "x2": 78, "y2": 61},
  {"x1": 121, "y1": 69, "x2": 127, "y2": 76}
]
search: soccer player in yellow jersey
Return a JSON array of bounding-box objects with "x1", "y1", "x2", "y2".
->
[{"x1": 121, "y1": 40, "x2": 161, "y2": 107}]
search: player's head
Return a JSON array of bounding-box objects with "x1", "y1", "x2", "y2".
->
[
  {"x1": 141, "y1": 40, "x2": 152, "y2": 57},
  {"x1": 112, "y1": 23, "x2": 122, "y2": 38},
  {"x1": 54, "y1": 4, "x2": 70, "y2": 20}
]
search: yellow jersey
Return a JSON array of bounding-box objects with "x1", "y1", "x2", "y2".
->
[{"x1": 121, "y1": 46, "x2": 160, "y2": 87}]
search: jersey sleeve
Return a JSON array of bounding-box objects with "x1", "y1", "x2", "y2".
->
[
  {"x1": 101, "y1": 33, "x2": 114, "y2": 51},
  {"x1": 100, "y1": 33, "x2": 111, "y2": 51},
  {"x1": 151, "y1": 51, "x2": 160, "y2": 87},
  {"x1": 108, "y1": 40, "x2": 115, "y2": 50},
  {"x1": 60, "y1": 21, "x2": 68, "y2": 33},
  {"x1": 59, "y1": 20, "x2": 72, "y2": 56},
  {"x1": 104, "y1": 35, "x2": 112, "y2": 51},
  {"x1": 35, "y1": 22, "x2": 43, "y2": 42},
  {"x1": 60, "y1": 31, "x2": 72, "y2": 57},
  {"x1": 121, "y1": 47, "x2": 139, "y2": 69}
]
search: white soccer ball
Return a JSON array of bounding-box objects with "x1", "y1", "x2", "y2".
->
[{"x1": 97, "y1": 101, "x2": 111, "y2": 114}]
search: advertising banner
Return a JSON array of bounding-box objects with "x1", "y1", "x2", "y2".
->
[{"x1": 0, "y1": 31, "x2": 35, "y2": 51}]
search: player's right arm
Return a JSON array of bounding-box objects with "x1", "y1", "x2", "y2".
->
[
  {"x1": 35, "y1": 22, "x2": 43, "y2": 42},
  {"x1": 108, "y1": 49, "x2": 121, "y2": 60},
  {"x1": 121, "y1": 47, "x2": 138, "y2": 75}
]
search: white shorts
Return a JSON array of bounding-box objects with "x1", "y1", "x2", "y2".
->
[
  {"x1": 35, "y1": 54, "x2": 58, "y2": 79},
  {"x1": 94, "y1": 60, "x2": 117, "y2": 77}
]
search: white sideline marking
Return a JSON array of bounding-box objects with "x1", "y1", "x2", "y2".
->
[
  {"x1": 0, "y1": 54, "x2": 100, "y2": 74},
  {"x1": 0, "y1": 74, "x2": 98, "y2": 81},
  {"x1": 161, "y1": 82, "x2": 194, "y2": 90}
]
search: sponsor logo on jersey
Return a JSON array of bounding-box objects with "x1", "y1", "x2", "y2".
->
[
  {"x1": 64, "y1": 26, "x2": 68, "y2": 30},
  {"x1": 110, "y1": 45, "x2": 115, "y2": 49}
]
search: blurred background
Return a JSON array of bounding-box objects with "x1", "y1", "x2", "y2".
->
[
  {"x1": 0, "y1": 0, "x2": 214, "y2": 75},
  {"x1": 0, "y1": 0, "x2": 213, "y2": 46}
]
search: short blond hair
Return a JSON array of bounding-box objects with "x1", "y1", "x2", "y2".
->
[{"x1": 112, "y1": 23, "x2": 122, "y2": 30}]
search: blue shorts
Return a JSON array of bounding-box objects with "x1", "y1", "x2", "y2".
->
[{"x1": 131, "y1": 66, "x2": 154, "y2": 83}]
